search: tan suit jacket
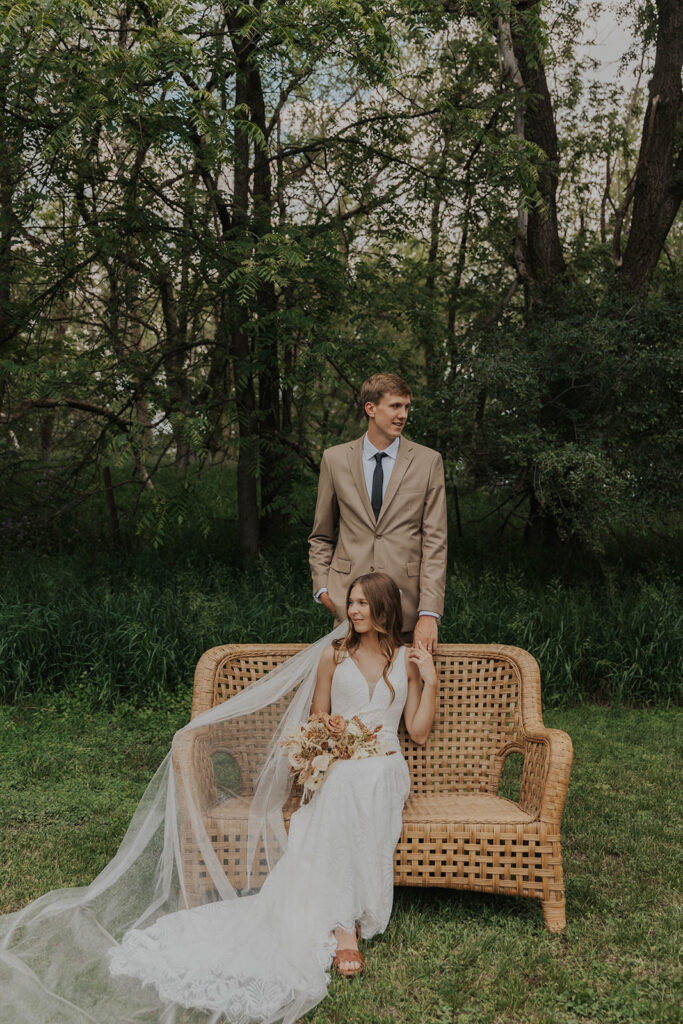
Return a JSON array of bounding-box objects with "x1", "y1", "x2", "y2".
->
[{"x1": 308, "y1": 435, "x2": 447, "y2": 630}]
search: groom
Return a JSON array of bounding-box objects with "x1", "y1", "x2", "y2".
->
[{"x1": 308, "y1": 372, "x2": 447, "y2": 651}]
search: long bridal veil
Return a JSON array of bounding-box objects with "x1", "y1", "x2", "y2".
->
[{"x1": 0, "y1": 621, "x2": 348, "y2": 1024}]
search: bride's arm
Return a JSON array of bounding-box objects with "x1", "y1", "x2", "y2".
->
[
  {"x1": 403, "y1": 643, "x2": 437, "y2": 745},
  {"x1": 310, "y1": 645, "x2": 336, "y2": 714}
]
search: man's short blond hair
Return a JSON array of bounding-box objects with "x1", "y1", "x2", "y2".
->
[{"x1": 360, "y1": 373, "x2": 412, "y2": 418}]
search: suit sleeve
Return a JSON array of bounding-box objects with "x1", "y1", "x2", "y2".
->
[
  {"x1": 308, "y1": 450, "x2": 339, "y2": 596},
  {"x1": 418, "y1": 452, "x2": 448, "y2": 617}
]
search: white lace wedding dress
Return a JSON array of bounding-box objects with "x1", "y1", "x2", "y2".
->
[{"x1": 109, "y1": 646, "x2": 411, "y2": 1023}]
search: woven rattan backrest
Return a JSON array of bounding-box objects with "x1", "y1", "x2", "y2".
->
[
  {"x1": 199, "y1": 644, "x2": 530, "y2": 796},
  {"x1": 402, "y1": 650, "x2": 523, "y2": 794},
  {"x1": 213, "y1": 650, "x2": 307, "y2": 705}
]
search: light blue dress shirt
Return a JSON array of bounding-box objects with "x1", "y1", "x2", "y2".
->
[{"x1": 361, "y1": 434, "x2": 399, "y2": 502}]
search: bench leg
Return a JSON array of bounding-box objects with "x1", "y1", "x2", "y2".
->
[{"x1": 542, "y1": 896, "x2": 566, "y2": 932}]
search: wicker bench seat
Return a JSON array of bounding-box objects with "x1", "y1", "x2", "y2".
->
[
  {"x1": 173, "y1": 643, "x2": 572, "y2": 931},
  {"x1": 402, "y1": 792, "x2": 534, "y2": 824}
]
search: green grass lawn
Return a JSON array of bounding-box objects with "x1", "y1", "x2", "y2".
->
[{"x1": 1, "y1": 699, "x2": 680, "y2": 1024}]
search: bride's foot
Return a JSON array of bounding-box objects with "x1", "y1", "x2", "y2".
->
[{"x1": 332, "y1": 923, "x2": 364, "y2": 977}]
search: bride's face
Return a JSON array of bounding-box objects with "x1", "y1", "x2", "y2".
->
[{"x1": 348, "y1": 585, "x2": 373, "y2": 634}]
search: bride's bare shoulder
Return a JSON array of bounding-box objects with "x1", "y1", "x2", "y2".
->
[
  {"x1": 320, "y1": 642, "x2": 347, "y2": 667},
  {"x1": 315, "y1": 644, "x2": 344, "y2": 686},
  {"x1": 319, "y1": 644, "x2": 338, "y2": 667}
]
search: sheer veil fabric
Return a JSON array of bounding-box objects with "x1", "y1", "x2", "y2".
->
[{"x1": 0, "y1": 621, "x2": 363, "y2": 1024}]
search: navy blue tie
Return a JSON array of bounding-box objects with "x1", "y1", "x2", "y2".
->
[{"x1": 371, "y1": 452, "x2": 387, "y2": 520}]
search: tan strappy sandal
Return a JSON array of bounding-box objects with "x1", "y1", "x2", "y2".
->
[
  {"x1": 332, "y1": 923, "x2": 364, "y2": 978},
  {"x1": 332, "y1": 948, "x2": 364, "y2": 977}
]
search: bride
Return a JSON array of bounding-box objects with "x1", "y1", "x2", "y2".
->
[{"x1": 0, "y1": 571, "x2": 437, "y2": 1024}]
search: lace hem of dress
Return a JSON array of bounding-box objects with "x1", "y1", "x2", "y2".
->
[
  {"x1": 109, "y1": 899, "x2": 389, "y2": 1018},
  {"x1": 109, "y1": 935, "x2": 306, "y2": 1017}
]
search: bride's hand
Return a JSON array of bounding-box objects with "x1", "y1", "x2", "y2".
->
[{"x1": 408, "y1": 642, "x2": 437, "y2": 687}]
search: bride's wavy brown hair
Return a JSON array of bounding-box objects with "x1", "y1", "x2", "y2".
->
[{"x1": 332, "y1": 572, "x2": 404, "y2": 702}]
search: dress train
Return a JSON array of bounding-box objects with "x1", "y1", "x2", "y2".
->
[{"x1": 109, "y1": 647, "x2": 411, "y2": 1023}]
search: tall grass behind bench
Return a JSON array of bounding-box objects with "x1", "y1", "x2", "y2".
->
[
  {"x1": 0, "y1": 546, "x2": 680, "y2": 707},
  {"x1": 441, "y1": 567, "x2": 681, "y2": 707}
]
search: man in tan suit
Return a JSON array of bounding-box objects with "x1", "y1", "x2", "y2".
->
[{"x1": 308, "y1": 372, "x2": 447, "y2": 651}]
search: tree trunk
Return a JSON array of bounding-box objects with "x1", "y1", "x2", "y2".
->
[
  {"x1": 492, "y1": 3, "x2": 569, "y2": 548},
  {"x1": 103, "y1": 465, "x2": 123, "y2": 550},
  {"x1": 508, "y1": 1, "x2": 566, "y2": 285},
  {"x1": 234, "y1": 322, "x2": 261, "y2": 560},
  {"x1": 228, "y1": 10, "x2": 285, "y2": 545},
  {"x1": 0, "y1": 46, "x2": 20, "y2": 412},
  {"x1": 158, "y1": 269, "x2": 193, "y2": 472},
  {"x1": 202, "y1": 300, "x2": 231, "y2": 460},
  {"x1": 523, "y1": 489, "x2": 562, "y2": 547},
  {"x1": 619, "y1": 0, "x2": 683, "y2": 294},
  {"x1": 446, "y1": 193, "x2": 470, "y2": 386},
  {"x1": 229, "y1": 19, "x2": 261, "y2": 559},
  {"x1": 250, "y1": 56, "x2": 282, "y2": 537},
  {"x1": 106, "y1": 267, "x2": 154, "y2": 488},
  {"x1": 423, "y1": 187, "x2": 443, "y2": 397}
]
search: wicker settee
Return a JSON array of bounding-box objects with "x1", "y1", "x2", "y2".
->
[{"x1": 172, "y1": 643, "x2": 572, "y2": 931}]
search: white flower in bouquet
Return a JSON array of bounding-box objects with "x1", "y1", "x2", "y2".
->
[{"x1": 303, "y1": 773, "x2": 325, "y2": 795}]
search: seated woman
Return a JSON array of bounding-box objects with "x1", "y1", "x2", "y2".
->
[
  {"x1": 309, "y1": 570, "x2": 438, "y2": 976},
  {"x1": 1, "y1": 572, "x2": 438, "y2": 1024},
  {"x1": 109, "y1": 571, "x2": 437, "y2": 1018}
]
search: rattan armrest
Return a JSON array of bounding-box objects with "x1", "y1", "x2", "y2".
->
[
  {"x1": 519, "y1": 726, "x2": 573, "y2": 823},
  {"x1": 191, "y1": 644, "x2": 238, "y2": 718},
  {"x1": 172, "y1": 726, "x2": 218, "y2": 816},
  {"x1": 173, "y1": 715, "x2": 264, "y2": 818}
]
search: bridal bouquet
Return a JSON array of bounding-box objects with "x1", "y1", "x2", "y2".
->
[{"x1": 282, "y1": 712, "x2": 394, "y2": 803}]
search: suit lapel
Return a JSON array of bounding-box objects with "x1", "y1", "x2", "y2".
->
[
  {"x1": 347, "y1": 437, "x2": 376, "y2": 526},
  {"x1": 376, "y1": 438, "x2": 415, "y2": 527}
]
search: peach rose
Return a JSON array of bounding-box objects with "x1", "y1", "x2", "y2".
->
[
  {"x1": 308, "y1": 711, "x2": 328, "y2": 725},
  {"x1": 325, "y1": 714, "x2": 346, "y2": 737}
]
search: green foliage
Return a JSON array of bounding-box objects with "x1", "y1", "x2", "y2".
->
[
  {"x1": 413, "y1": 282, "x2": 682, "y2": 549},
  {"x1": 0, "y1": 0, "x2": 680, "y2": 556}
]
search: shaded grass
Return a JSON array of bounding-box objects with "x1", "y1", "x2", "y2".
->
[
  {"x1": 0, "y1": 703, "x2": 680, "y2": 1023},
  {"x1": 0, "y1": 535, "x2": 680, "y2": 706}
]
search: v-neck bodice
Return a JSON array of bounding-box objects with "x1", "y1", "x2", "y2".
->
[
  {"x1": 329, "y1": 646, "x2": 408, "y2": 747},
  {"x1": 349, "y1": 656, "x2": 388, "y2": 700}
]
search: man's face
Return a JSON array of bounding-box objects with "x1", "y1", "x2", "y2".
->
[{"x1": 365, "y1": 391, "x2": 411, "y2": 441}]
